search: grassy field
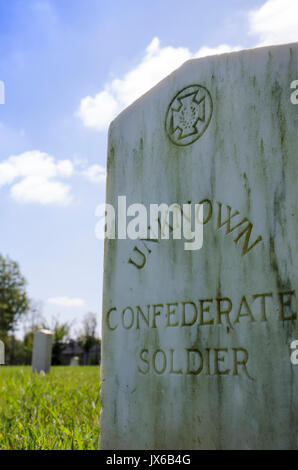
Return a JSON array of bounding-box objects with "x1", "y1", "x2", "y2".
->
[{"x1": 0, "y1": 366, "x2": 101, "y2": 450}]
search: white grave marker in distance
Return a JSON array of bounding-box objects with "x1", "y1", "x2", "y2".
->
[{"x1": 32, "y1": 329, "x2": 53, "y2": 374}]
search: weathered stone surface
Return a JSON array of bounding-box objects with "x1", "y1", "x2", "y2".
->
[
  {"x1": 32, "y1": 329, "x2": 53, "y2": 374},
  {"x1": 100, "y1": 43, "x2": 298, "y2": 450}
]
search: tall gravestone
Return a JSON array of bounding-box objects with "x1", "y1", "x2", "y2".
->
[
  {"x1": 100, "y1": 43, "x2": 298, "y2": 449},
  {"x1": 0, "y1": 340, "x2": 4, "y2": 365},
  {"x1": 32, "y1": 329, "x2": 53, "y2": 374}
]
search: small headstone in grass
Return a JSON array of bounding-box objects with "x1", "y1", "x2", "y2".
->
[
  {"x1": 0, "y1": 340, "x2": 4, "y2": 365},
  {"x1": 32, "y1": 329, "x2": 53, "y2": 374},
  {"x1": 70, "y1": 356, "x2": 79, "y2": 366}
]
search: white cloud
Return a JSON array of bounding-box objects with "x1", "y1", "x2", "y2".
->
[
  {"x1": 82, "y1": 164, "x2": 106, "y2": 183},
  {"x1": 11, "y1": 177, "x2": 72, "y2": 205},
  {"x1": 57, "y1": 160, "x2": 74, "y2": 177},
  {"x1": 78, "y1": 1, "x2": 298, "y2": 133},
  {"x1": 249, "y1": 0, "x2": 298, "y2": 46},
  {"x1": 0, "y1": 150, "x2": 74, "y2": 182},
  {"x1": 47, "y1": 297, "x2": 85, "y2": 308},
  {"x1": 0, "y1": 150, "x2": 105, "y2": 205},
  {"x1": 77, "y1": 38, "x2": 241, "y2": 132},
  {"x1": 79, "y1": 91, "x2": 119, "y2": 131},
  {"x1": 0, "y1": 151, "x2": 74, "y2": 205}
]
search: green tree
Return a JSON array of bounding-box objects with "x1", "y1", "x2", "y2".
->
[
  {"x1": 0, "y1": 254, "x2": 29, "y2": 339},
  {"x1": 77, "y1": 312, "x2": 99, "y2": 353},
  {"x1": 77, "y1": 312, "x2": 101, "y2": 364}
]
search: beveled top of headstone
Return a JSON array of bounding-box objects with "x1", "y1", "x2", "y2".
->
[
  {"x1": 100, "y1": 43, "x2": 298, "y2": 450},
  {"x1": 36, "y1": 329, "x2": 53, "y2": 336}
]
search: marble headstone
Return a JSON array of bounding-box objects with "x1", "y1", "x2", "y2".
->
[
  {"x1": 32, "y1": 329, "x2": 53, "y2": 374},
  {"x1": 100, "y1": 43, "x2": 298, "y2": 449},
  {"x1": 0, "y1": 340, "x2": 4, "y2": 365}
]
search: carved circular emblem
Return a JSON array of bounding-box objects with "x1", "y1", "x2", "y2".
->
[{"x1": 165, "y1": 84, "x2": 213, "y2": 146}]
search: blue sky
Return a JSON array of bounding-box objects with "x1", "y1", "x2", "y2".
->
[{"x1": 0, "y1": 0, "x2": 297, "y2": 338}]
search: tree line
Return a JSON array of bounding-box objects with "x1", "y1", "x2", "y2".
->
[{"x1": 0, "y1": 254, "x2": 101, "y2": 365}]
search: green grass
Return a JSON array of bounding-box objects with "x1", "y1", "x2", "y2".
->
[{"x1": 0, "y1": 366, "x2": 101, "y2": 450}]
